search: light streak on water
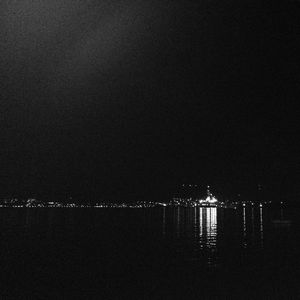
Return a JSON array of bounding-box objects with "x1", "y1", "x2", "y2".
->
[
  {"x1": 199, "y1": 207, "x2": 203, "y2": 238},
  {"x1": 162, "y1": 207, "x2": 166, "y2": 236},
  {"x1": 260, "y1": 206, "x2": 264, "y2": 248},
  {"x1": 176, "y1": 207, "x2": 180, "y2": 237},
  {"x1": 243, "y1": 207, "x2": 247, "y2": 248},
  {"x1": 198, "y1": 207, "x2": 217, "y2": 250},
  {"x1": 208, "y1": 207, "x2": 217, "y2": 248},
  {"x1": 251, "y1": 207, "x2": 255, "y2": 244},
  {"x1": 194, "y1": 207, "x2": 197, "y2": 238}
]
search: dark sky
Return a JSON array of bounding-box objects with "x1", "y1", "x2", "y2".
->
[{"x1": 0, "y1": 0, "x2": 299, "y2": 200}]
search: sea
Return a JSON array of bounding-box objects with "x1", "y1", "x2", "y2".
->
[{"x1": 1, "y1": 206, "x2": 299, "y2": 299}]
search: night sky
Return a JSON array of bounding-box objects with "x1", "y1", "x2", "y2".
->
[{"x1": 0, "y1": 0, "x2": 299, "y2": 201}]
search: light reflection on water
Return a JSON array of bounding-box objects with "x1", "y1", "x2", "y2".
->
[
  {"x1": 1, "y1": 206, "x2": 297, "y2": 271},
  {"x1": 162, "y1": 206, "x2": 271, "y2": 266},
  {"x1": 170, "y1": 207, "x2": 218, "y2": 265},
  {"x1": 243, "y1": 206, "x2": 247, "y2": 248},
  {"x1": 162, "y1": 207, "x2": 166, "y2": 236},
  {"x1": 260, "y1": 206, "x2": 264, "y2": 248},
  {"x1": 1, "y1": 205, "x2": 299, "y2": 300},
  {"x1": 200, "y1": 207, "x2": 217, "y2": 249}
]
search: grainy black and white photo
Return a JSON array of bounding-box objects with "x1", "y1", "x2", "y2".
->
[{"x1": 0, "y1": 0, "x2": 299, "y2": 299}]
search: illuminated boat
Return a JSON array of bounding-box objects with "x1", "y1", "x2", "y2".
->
[{"x1": 198, "y1": 186, "x2": 219, "y2": 207}]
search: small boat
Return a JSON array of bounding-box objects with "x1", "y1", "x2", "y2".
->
[
  {"x1": 272, "y1": 208, "x2": 292, "y2": 226},
  {"x1": 272, "y1": 219, "x2": 292, "y2": 226}
]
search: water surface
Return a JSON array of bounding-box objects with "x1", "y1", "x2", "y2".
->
[{"x1": 1, "y1": 207, "x2": 299, "y2": 299}]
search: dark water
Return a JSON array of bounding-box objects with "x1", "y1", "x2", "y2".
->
[{"x1": 1, "y1": 207, "x2": 299, "y2": 299}]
